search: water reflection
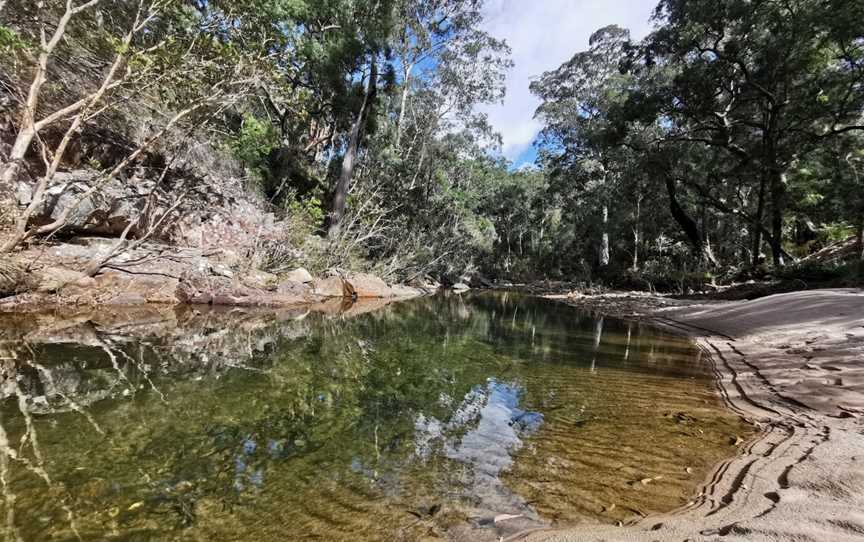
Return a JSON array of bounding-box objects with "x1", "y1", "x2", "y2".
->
[
  {"x1": 0, "y1": 293, "x2": 752, "y2": 541},
  {"x1": 413, "y1": 380, "x2": 545, "y2": 519}
]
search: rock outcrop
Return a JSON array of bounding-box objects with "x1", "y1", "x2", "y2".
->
[
  {"x1": 312, "y1": 275, "x2": 352, "y2": 298},
  {"x1": 2, "y1": 239, "x2": 435, "y2": 308},
  {"x1": 27, "y1": 170, "x2": 153, "y2": 237},
  {"x1": 344, "y1": 272, "x2": 393, "y2": 298}
]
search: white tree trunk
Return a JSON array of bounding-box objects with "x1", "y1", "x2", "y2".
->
[
  {"x1": 600, "y1": 204, "x2": 610, "y2": 266},
  {"x1": 395, "y1": 64, "x2": 413, "y2": 148}
]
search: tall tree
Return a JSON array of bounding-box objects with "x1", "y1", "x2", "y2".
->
[
  {"x1": 532, "y1": 25, "x2": 634, "y2": 268},
  {"x1": 647, "y1": 0, "x2": 864, "y2": 266}
]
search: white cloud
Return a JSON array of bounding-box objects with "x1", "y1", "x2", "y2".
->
[{"x1": 479, "y1": 0, "x2": 658, "y2": 162}]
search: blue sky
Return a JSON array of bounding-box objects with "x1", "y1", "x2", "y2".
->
[{"x1": 479, "y1": 0, "x2": 659, "y2": 167}]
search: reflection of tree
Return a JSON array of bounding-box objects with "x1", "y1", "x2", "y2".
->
[
  {"x1": 0, "y1": 298, "x2": 508, "y2": 538},
  {"x1": 0, "y1": 293, "x2": 745, "y2": 539},
  {"x1": 0, "y1": 354, "x2": 85, "y2": 540}
]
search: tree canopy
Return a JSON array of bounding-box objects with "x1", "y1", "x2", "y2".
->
[{"x1": 1, "y1": 0, "x2": 862, "y2": 287}]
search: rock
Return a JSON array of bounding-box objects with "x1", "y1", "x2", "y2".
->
[
  {"x1": 16, "y1": 181, "x2": 32, "y2": 205},
  {"x1": 28, "y1": 171, "x2": 147, "y2": 237},
  {"x1": 469, "y1": 274, "x2": 493, "y2": 289},
  {"x1": 36, "y1": 266, "x2": 92, "y2": 293},
  {"x1": 390, "y1": 284, "x2": 424, "y2": 298},
  {"x1": 177, "y1": 273, "x2": 314, "y2": 307},
  {"x1": 452, "y1": 282, "x2": 470, "y2": 292},
  {"x1": 55, "y1": 270, "x2": 180, "y2": 304},
  {"x1": 344, "y1": 272, "x2": 393, "y2": 298},
  {"x1": 104, "y1": 293, "x2": 148, "y2": 305},
  {"x1": 210, "y1": 249, "x2": 243, "y2": 268},
  {"x1": 211, "y1": 264, "x2": 234, "y2": 279},
  {"x1": 284, "y1": 267, "x2": 314, "y2": 284},
  {"x1": 276, "y1": 280, "x2": 312, "y2": 296},
  {"x1": 312, "y1": 276, "x2": 352, "y2": 298},
  {"x1": 407, "y1": 275, "x2": 440, "y2": 291},
  {"x1": 242, "y1": 269, "x2": 278, "y2": 291}
]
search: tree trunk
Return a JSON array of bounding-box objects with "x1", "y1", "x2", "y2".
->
[
  {"x1": 599, "y1": 204, "x2": 610, "y2": 267},
  {"x1": 857, "y1": 219, "x2": 863, "y2": 261},
  {"x1": 1, "y1": 0, "x2": 90, "y2": 217},
  {"x1": 664, "y1": 176, "x2": 714, "y2": 263},
  {"x1": 751, "y1": 172, "x2": 768, "y2": 268},
  {"x1": 631, "y1": 195, "x2": 641, "y2": 272},
  {"x1": 763, "y1": 106, "x2": 786, "y2": 268},
  {"x1": 395, "y1": 63, "x2": 413, "y2": 149},
  {"x1": 768, "y1": 169, "x2": 787, "y2": 267},
  {"x1": 327, "y1": 60, "x2": 377, "y2": 238}
]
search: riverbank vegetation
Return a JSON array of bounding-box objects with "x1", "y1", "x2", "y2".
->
[{"x1": 1, "y1": 0, "x2": 862, "y2": 293}]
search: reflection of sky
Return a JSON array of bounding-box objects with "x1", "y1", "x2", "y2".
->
[
  {"x1": 229, "y1": 379, "x2": 545, "y2": 512},
  {"x1": 414, "y1": 379, "x2": 543, "y2": 514},
  {"x1": 233, "y1": 437, "x2": 269, "y2": 492}
]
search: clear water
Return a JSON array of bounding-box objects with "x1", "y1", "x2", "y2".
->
[{"x1": 0, "y1": 293, "x2": 751, "y2": 541}]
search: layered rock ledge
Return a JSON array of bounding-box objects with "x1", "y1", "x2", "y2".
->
[{"x1": 1, "y1": 238, "x2": 439, "y2": 310}]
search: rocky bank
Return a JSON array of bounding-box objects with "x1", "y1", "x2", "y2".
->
[{"x1": 0, "y1": 237, "x2": 439, "y2": 311}]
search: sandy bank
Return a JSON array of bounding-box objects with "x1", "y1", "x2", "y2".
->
[{"x1": 527, "y1": 288, "x2": 864, "y2": 541}]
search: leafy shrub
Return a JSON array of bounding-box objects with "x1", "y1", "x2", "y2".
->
[{"x1": 229, "y1": 114, "x2": 279, "y2": 180}]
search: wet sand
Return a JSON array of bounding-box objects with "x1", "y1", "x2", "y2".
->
[{"x1": 530, "y1": 288, "x2": 864, "y2": 541}]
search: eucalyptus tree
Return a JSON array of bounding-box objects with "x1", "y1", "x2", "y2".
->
[
  {"x1": 646, "y1": 0, "x2": 864, "y2": 267},
  {"x1": 532, "y1": 25, "x2": 635, "y2": 268},
  {"x1": 391, "y1": 0, "x2": 509, "y2": 148},
  {"x1": 324, "y1": 0, "x2": 511, "y2": 271}
]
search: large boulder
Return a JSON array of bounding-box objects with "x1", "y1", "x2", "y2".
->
[
  {"x1": 344, "y1": 272, "x2": 393, "y2": 298},
  {"x1": 311, "y1": 276, "x2": 352, "y2": 298}
]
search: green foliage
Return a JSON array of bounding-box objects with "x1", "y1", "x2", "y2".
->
[
  {"x1": 776, "y1": 260, "x2": 864, "y2": 285},
  {"x1": 229, "y1": 114, "x2": 279, "y2": 178},
  {"x1": 3, "y1": 0, "x2": 861, "y2": 286},
  {"x1": 0, "y1": 25, "x2": 28, "y2": 52}
]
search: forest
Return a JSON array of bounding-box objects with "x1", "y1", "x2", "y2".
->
[{"x1": 1, "y1": 0, "x2": 863, "y2": 291}]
